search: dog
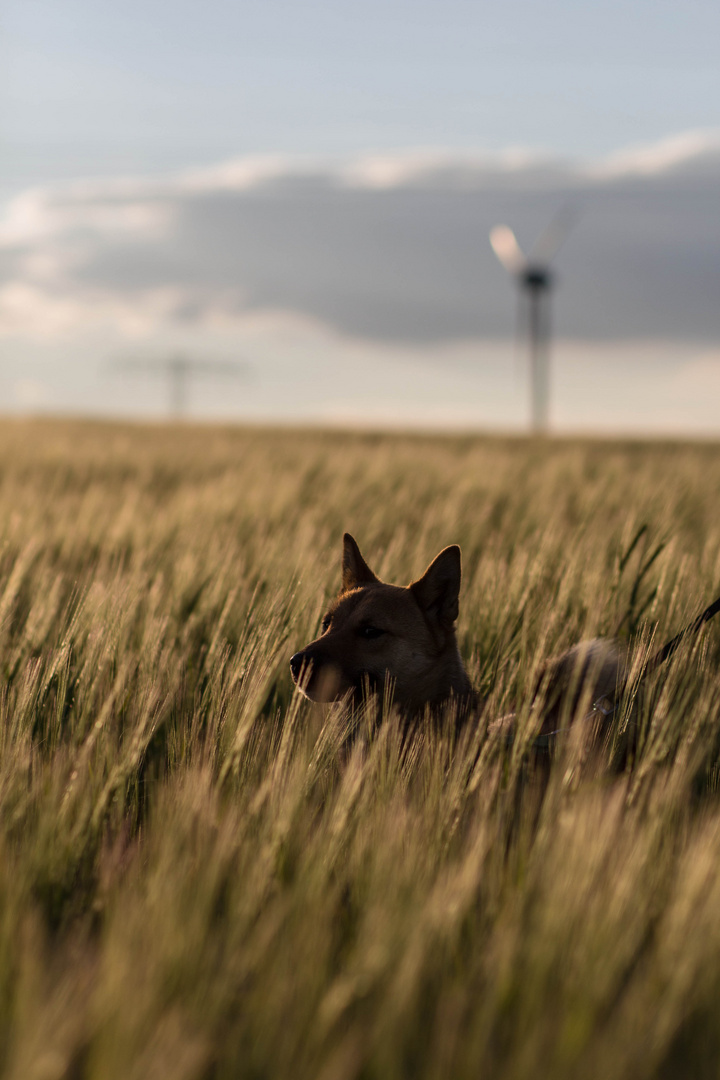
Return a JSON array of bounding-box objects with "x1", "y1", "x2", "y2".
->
[
  {"x1": 290, "y1": 533, "x2": 474, "y2": 716},
  {"x1": 290, "y1": 534, "x2": 720, "y2": 744}
]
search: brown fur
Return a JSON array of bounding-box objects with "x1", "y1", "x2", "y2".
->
[
  {"x1": 290, "y1": 534, "x2": 628, "y2": 739},
  {"x1": 487, "y1": 637, "x2": 626, "y2": 747},
  {"x1": 292, "y1": 536, "x2": 720, "y2": 773},
  {"x1": 290, "y1": 534, "x2": 474, "y2": 715}
]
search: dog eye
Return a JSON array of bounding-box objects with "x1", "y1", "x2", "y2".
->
[
  {"x1": 321, "y1": 615, "x2": 332, "y2": 633},
  {"x1": 359, "y1": 626, "x2": 385, "y2": 640}
]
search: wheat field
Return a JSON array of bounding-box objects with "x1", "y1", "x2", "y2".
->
[{"x1": 1, "y1": 418, "x2": 720, "y2": 1079}]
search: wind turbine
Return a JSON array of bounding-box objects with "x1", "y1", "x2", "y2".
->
[
  {"x1": 113, "y1": 353, "x2": 249, "y2": 420},
  {"x1": 490, "y1": 207, "x2": 575, "y2": 433}
]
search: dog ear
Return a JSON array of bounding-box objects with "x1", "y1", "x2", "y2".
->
[
  {"x1": 342, "y1": 533, "x2": 380, "y2": 591},
  {"x1": 410, "y1": 546, "x2": 462, "y2": 629}
]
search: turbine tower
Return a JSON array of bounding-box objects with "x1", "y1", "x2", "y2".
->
[
  {"x1": 490, "y1": 208, "x2": 575, "y2": 433},
  {"x1": 114, "y1": 354, "x2": 249, "y2": 419}
]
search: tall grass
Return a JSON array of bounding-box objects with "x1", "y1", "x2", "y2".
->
[{"x1": 0, "y1": 418, "x2": 719, "y2": 1079}]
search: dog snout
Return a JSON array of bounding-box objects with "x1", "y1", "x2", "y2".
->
[
  {"x1": 290, "y1": 649, "x2": 345, "y2": 701},
  {"x1": 290, "y1": 651, "x2": 311, "y2": 683}
]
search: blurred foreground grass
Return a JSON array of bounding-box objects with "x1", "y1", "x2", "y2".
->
[{"x1": 1, "y1": 419, "x2": 720, "y2": 1079}]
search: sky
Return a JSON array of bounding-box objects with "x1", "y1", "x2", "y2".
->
[{"x1": 2, "y1": 0, "x2": 720, "y2": 432}]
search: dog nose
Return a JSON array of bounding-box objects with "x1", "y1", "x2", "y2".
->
[{"x1": 290, "y1": 652, "x2": 307, "y2": 682}]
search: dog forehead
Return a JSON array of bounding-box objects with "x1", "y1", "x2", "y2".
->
[{"x1": 330, "y1": 583, "x2": 422, "y2": 629}]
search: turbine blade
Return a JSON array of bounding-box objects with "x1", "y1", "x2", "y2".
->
[
  {"x1": 111, "y1": 356, "x2": 164, "y2": 373},
  {"x1": 490, "y1": 225, "x2": 527, "y2": 275},
  {"x1": 183, "y1": 359, "x2": 250, "y2": 378},
  {"x1": 529, "y1": 203, "x2": 577, "y2": 264},
  {"x1": 110, "y1": 355, "x2": 249, "y2": 377}
]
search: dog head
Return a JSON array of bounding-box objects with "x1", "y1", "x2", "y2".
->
[{"x1": 290, "y1": 533, "x2": 466, "y2": 709}]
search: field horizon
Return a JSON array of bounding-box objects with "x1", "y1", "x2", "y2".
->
[{"x1": 0, "y1": 417, "x2": 719, "y2": 1079}]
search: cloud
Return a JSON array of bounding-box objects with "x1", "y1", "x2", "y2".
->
[
  {"x1": 586, "y1": 129, "x2": 720, "y2": 180},
  {"x1": 0, "y1": 184, "x2": 174, "y2": 249},
  {"x1": 0, "y1": 131, "x2": 719, "y2": 351},
  {"x1": 0, "y1": 281, "x2": 216, "y2": 339}
]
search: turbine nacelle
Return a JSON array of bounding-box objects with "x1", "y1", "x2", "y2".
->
[{"x1": 521, "y1": 266, "x2": 553, "y2": 291}]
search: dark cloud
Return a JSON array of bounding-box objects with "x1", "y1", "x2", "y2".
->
[{"x1": 4, "y1": 145, "x2": 720, "y2": 344}]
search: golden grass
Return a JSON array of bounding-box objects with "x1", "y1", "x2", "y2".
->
[{"x1": 0, "y1": 418, "x2": 719, "y2": 1079}]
